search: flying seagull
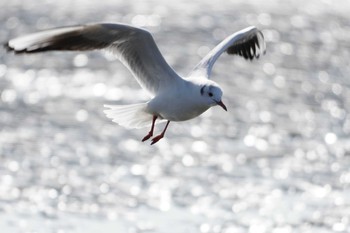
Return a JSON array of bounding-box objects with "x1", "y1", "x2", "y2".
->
[{"x1": 5, "y1": 23, "x2": 266, "y2": 145}]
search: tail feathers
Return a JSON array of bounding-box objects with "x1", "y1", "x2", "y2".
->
[{"x1": 104, "y1": 103, "x2": 154, "y2": 129}]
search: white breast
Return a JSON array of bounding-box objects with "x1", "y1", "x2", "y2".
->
[{"x1": 147, "y1": 83, "x2": 209, "y2": 121}]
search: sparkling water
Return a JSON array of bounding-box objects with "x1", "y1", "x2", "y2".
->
[{"x1": 1, "y1": 0, "x2": 350, "y2": 232}]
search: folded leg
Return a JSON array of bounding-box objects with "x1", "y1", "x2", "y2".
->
[{"x1": 142, "y1": 115, "x2": 157, "y2": 142}]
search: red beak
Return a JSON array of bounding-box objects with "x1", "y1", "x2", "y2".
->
[{"x1": 216, "y1": 100, "x2": 227, "y2": 111}]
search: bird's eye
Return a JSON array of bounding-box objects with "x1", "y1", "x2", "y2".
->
[{"x1": 208, "y1": 92, "x2": 213, "y2": 97}]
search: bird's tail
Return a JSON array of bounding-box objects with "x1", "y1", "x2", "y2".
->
[{"x1": 104, "y1": 103, "x2": 153, "y2": 129}]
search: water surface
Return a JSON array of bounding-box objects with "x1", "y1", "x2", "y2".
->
[{"x1": 1, "y1": 0, "x2": 350, "y2": 232}]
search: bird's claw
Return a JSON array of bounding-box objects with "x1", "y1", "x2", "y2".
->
[
  {"x1": 142, "y1": 132, "x2": 153, "y2": 142},
  {"x1": 150, "y1": 134, "x2": 164, "y2": 145}
]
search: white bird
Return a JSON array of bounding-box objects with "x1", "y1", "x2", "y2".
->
[{"x1": 5, "y1": 23, "x2": 266, "y2": 144}]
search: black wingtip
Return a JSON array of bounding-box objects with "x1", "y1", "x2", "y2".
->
[
  {"x1": 226, "y1": 31, "x2": 266, "y2": 61},
  {"x1": 3, "y1": 41, "x2": 31, "y2": 54},
  {"x1": 3, "y1": 42, "x2": 22, "y2": 54},
  {"x1": 3, "y1": 42, "x2": 12, "y2": 52}
]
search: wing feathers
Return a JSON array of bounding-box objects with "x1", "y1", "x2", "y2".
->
[
  {"x1": 5, "y1": 23, "x2": 180, "y2": 95},
  {"x1": 5, "y1": 26, "x2": 87, "y2": 53},
  {"x1": 190, "y1": 26, "x2": 266, "y2": 78},
  {"x1": 226, "y1": 29, "x2": 265, "y2": 60}
]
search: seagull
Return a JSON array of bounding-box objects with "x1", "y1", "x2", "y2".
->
[{"x1": 5, "y1": 23, "x2": 266, "y2": 145}]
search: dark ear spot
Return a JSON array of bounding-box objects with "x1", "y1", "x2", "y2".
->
[{"x1": 200, "y1": 85, "x2": 205, "y2": 96}]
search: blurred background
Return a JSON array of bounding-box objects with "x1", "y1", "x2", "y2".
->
[{"x1": 1, "y1": 0, "x2": 350, "y2": 232}]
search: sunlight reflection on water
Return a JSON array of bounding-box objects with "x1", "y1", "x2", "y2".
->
[{"x1": 1, "y1": 0, "x2": 350, "y2": 232}]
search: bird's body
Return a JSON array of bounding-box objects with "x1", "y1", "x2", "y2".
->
[
  {"x1": 148, "y1": 78, "x2": 209, "y2": 121},
  {"x1": 5, "y1": 23, "x2": 266, "y2": 144}
]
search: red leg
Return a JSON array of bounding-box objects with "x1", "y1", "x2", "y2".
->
[
  {"x1": 151, "y1": 120, "x2": 170, "y2": 145},
  {"x1": 142, "y1": 115, "x2": 157, "y2": 142}
]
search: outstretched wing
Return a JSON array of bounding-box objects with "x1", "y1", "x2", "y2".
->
[
  {"x1": 5, "y1": 23, "x2": 181, "y2": 95},
  {"x1": 190, "y1": 26, "x2": 266, "y2": 78}
]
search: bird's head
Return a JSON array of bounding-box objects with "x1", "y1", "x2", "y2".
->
[{"x1": 200, "y1": 82, "x2": 227, "y2": 111}]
